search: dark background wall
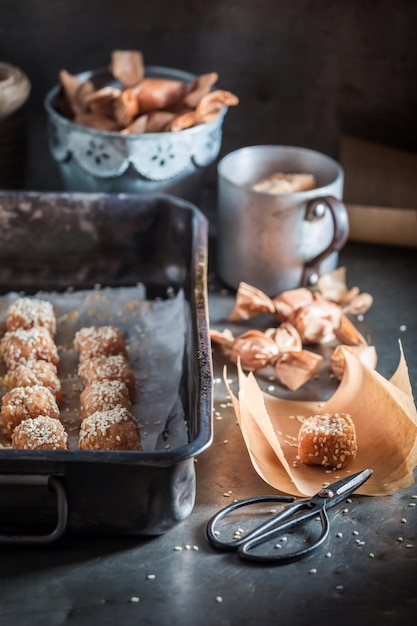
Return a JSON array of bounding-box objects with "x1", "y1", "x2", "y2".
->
[{"x1": 1, "y1": 0, "x2": 416, "y2": 190}]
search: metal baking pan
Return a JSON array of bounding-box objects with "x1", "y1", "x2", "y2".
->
[{"x1": 0, "y1": 191, "x2": 213, "y2": 543}]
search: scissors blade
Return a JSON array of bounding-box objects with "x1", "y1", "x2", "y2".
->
[{"x1": 317, "y1": 468, "x2": 373, "y2": 510}]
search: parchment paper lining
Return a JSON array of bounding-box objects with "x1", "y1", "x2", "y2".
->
[{"x1": 0, "y1": 286, "x2": 188, "y2": 451}]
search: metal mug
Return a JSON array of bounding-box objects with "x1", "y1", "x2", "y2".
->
[{"x1": 216, "y1": 145, "x2": 349, "y2": 296}]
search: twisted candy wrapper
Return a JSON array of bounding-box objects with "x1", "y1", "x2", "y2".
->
[
  {"x1": 229, "y1": 267, "x2": 373, "y2": 345},
  {"x1": 59, "y1": 50, "x2": 239, "y2": 134},
  {"x1": 213, "y1": 268, "x2": 376, "y2": 390},
  {"x1": 211, "y1": 324, "x2": 323, "y2": 391},
  {"x1": 226, "y1": 343, "x2": 417, "y2": 497}
]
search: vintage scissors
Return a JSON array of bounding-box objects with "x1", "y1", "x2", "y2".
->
[{"x1": 206, "y1": 468, "x2": 373, "y2": 564}]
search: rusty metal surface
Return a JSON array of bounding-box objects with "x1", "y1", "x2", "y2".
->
[{"x1": 0, "y1": 239, "x2": 416, "y2": 625}]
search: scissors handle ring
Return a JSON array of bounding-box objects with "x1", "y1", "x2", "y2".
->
[
  {"x1": 206, "y1": 495, "x2": 295, "y2": 551},
  {"x1": 239, "y1": 507, "x2": 330, "y2": 564}
]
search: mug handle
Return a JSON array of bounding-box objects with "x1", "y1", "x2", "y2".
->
[{"x1": 301, "y1": 195, "x2": 349, "y2": 287}]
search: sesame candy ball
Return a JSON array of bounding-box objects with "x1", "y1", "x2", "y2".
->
[
  {"x1": 12, "y1": 416, "x2": 68, "y2": 450},
  {"x1": 0, "y1": 327, "x2": 59, "y2": 370},
  {"x1": 1, "y1": 385, "x2": 61, "y2": 438},
  {"x1": 74, "y1": 325, "x2": 128, "y2": 363},
  {"x1": 6, "y1": 360, "x2": 63, "y2": 406},
  {"x1": 298, "y1": 413, "x2": 357, "y2": 470},
  {"x1": 80, "y1": 380, "x2": 132, "y2": 421},
  {"x1": 78, "y1": 354, "x2": 137, "y2": 401},
  {"x1": 5, "y1": 297, "x2": 56, "y2": 335},
  {"x1": 78, "y1": 407, "x2": 141, "y2": 451}
]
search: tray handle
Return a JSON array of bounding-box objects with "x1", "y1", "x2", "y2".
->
[{"x1": 0, "y1": 474, "x2": 68, "y2": 544}]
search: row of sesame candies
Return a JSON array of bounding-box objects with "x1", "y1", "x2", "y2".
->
[
  {"x1": 0, "y1": 297, "x2": 68, "y2": 449},
  {"x1": 0, "y1": 298, "x2": 142, "y2": 451},
  {"x1": 74, "y1": 325, "x2": 142, "y2": 451}
]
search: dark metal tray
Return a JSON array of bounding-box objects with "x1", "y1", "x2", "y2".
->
[{"x1": 0, "y1": 191, "x2": 213, "y2": 543}]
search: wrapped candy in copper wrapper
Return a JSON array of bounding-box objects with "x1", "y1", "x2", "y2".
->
[
  {"x1": 57, "y1": 49, "x2": 239, "y2": 134},
  {"x1": 212, "y1": 268, "x2": 376, "y2": 390},
  {"x1": 210, "y1": 322, "x2": 323, "y2": 391},
  {"x1": 330, "y1": 344, "x2": 378, "y2": 380},
  {"x1": 228, "y1": 268, "x2": 373, "y2": 345}
]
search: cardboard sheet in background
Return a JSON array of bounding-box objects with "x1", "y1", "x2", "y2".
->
[{"x1": 340, "y1": 136, "x2": 417, "y2": 248}]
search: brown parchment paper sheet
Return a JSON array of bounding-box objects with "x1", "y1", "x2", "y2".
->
[{"x1": 227, "y1": 343, "x2": 417, "y2": 496}]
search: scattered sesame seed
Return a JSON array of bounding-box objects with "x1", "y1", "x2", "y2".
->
[
  {"x1": 397, "y1": 536, "x2": 404, "y2": 542},
  {"x1": 399, "y1": 324, "x2": 407, "y2": 332},
  {"x1": 215, "y1": 596, "x2": 223, "y2": 603},
  {"x1": 146, "y1": 574, "x2": 156, "y2": 580},
  {"x1": 130, "y1": 597, "x2": 140, "y2": 603},
  {"x1": 336, "y1": 532, "x2": 343, "y2": 538},
  {"x1": 406, "y1": 544, "x2": 414, "y2": 548},
  {"x1": 401, "y1": 518, "x2": 407, "y2": 523},
  {"x1": 192, "y1": 545, "x2": 199, "y2": 551},
  {"x1": 185, "y1": 544, "x2": 191, "y2": 550},
  {"x1": 309, "y1": 568, "x2": 317, "y2": 574},
  {"x1": 408, "y1": 503, "x2": 416, "y2": 507},
  {"x1": 325, "y1": 552, "x2": 332, "y2": 558},
  {"x1": 368, "y1": 553, "x2": 375, "y2": 558},
  {"x1": 336, "y1": 585, "x2": 344, "y2": 591},
  {"x1": 352, "y1": 530, "x2": 359, "y2": 536},
  {"x1": 223, "y1": 439, "x2": 229, "y2": 444},
  {"x1": 173, "y1": 546, "x2": 183, "y2": 551}
]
